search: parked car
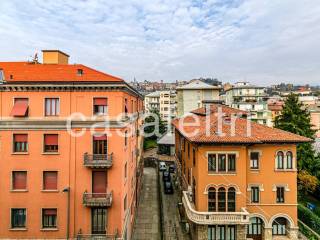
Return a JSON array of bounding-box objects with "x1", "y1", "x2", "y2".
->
[
  {"x1": 169, "y1": 164, "x2": 175, "y2": 173},
  {"x1": 162, "y1": 171, "x2": 171, "y2": 182},
  {"x1": 164, "y1": 181, "x2": 174, "y2": 194},
  {"x1": 159, "y1": 162, "x2": 167, "y2": 171}
]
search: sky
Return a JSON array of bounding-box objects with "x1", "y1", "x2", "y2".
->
[{"x1": 0, "y1": 0, "x2": 320, "y2": 85}]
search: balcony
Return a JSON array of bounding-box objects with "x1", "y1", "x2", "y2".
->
[
  {"x1": 83, "y1": 191, "x2": 113, "y2": 207},
  {"x1": 83, "y1": 153, "x2": 113, "y2": 168},
  {"x1": 182, "y1": 191, "x2": 249, "y2": 225},
  {"x1": 76, "y1": 234, "x2": 117, "y2": 240}
]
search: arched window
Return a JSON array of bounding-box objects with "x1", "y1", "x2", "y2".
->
[
  {"x1": 247, "y1": 217, "x2": 263, "y2": 236},
  {"x1": 227, "y1": 187, "x2": 236, "y2": 212},
  {"x1": 272, "y1": 217, "x2": 287, "y2": 235},
  {"x1": 208, "y1": 187, "x2": 216, "y2": 212},
  {"x1": 218, "y1": 187, "x2": 226, "y2": 212},
  {"x1": 286, "y1": 151, "x2": 293, "y2": 169},
  {"x1": 277, "y1": 151, "x2": 284, "y2": 169}
]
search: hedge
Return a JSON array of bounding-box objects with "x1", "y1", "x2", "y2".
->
[{"x1": 298, "y1": 204, "x2": 320, "y2": 235}]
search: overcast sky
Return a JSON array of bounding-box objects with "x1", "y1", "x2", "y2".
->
[{"x1": 0, "y1": 0, "x2": 320, "y2": 85}]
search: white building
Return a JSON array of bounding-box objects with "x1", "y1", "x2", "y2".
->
[
  {"x1": 177, "y1": 80, "x2": 221, "y2": 117},
  {"x1": 144, "y1": 90, "x2": 177, "y2": 122},
  {"x1": 225, "y1": 82, "x2": 272, "y2": 126}
]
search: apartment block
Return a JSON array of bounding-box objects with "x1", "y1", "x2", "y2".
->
[
  {"x1": 144, "y1": 90, "x2": 177, "y2": 122},
  {"x1": 177, "y1": 79, "x2": 221, "y2": 117},
  {"x1": 0, "y1": 50, "x2": 144, "y2": 239},
  {"x1": 173, "y1": 104, "x2": 310, "y2": 240},
  {"x1": 225, "y1": 82, "x2": 272, "y2": 126}
]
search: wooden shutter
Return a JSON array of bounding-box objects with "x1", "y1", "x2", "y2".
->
[
  {"x1": 92, "y1": 171, "x2": 106, "y2": 193},
  {"x1": 44, "y1": 134, "x2": 58, "y2": 145},
  {"x1": 43, "y1": 171, "x2": 57, "y2": 190},
  {"x1": 13, "y1": 171, "x2": 27, "y2": 189}
]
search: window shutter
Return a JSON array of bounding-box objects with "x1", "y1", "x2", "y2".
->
[
  {"x1": 94, "y1": 98, "x2": 107, "y2": 106},
  {"x1": 44, "y1": 135, "x2": 58, "y2": 145},
  {"x1": 14, "y1": 134, "x2": 28, "y2": 142},
  {"x1": 43, "y1": 209, "x2": 57, "y2": 215},
  {"x1": 93, "y1": 135, "x2": 107, "y2": 141},
  {"x1": 92, "y1": 171, "x2": 106, "y2": 193},
  {"x1": 10, "y1": 99, "x2": 29, "y2": 117},
  {"x1": 13, "y1": 172, "x2": 27, "y2": 189},
  {"x1": 43, "y1": 171, "x2": 57, "y2": 190}
]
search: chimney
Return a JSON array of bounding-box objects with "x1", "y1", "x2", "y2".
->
[{"x1": 42, "y1": 50, "x2": 69, "y2": 64}]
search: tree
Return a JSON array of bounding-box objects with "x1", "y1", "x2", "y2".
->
[
  {"x1": 274, "y1": 94, "x2": 320, "y2": 179},
  {"x1": 298, "y1": 170, "x2": 319, "y2": 195},
  {"x1": 143, "y1": 109, "x2": 166, "y2": 139}
]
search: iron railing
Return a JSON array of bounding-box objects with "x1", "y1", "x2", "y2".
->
[
  {"x1": 83, "y1": 191, "x2": 113, "y2": 207},
  {"x1": 83, "y1": 153, "x2": 113, "y2": 168}
]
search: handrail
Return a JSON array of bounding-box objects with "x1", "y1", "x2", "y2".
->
[
  {"x1": 83, "y1": 153, "x2": 113, "y2": 167},
  {"x1": 298, "y1": 220, "x2": 320, "y2": 239}
]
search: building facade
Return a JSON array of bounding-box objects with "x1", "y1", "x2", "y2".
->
[
  {"x1": 225, "y1": 82, "x2": 272, "y2": 127},
  {"x1": 144, "y1": 90, "x2": 177, "y2": 122},
  {"x1": 173, "y1": 104, "x2": 310, "y2": 240},
  {"x1": 0, "y1": 50, "x2": 144, "y2": 239},
  {"x1": 177, "y1": 80, "x2": 221, "y2": 117}
]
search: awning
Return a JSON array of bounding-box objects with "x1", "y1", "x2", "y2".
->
[
  {"x1": 93, "y1": 135, "x2": 107, "y2": 141},
  {"x1": 43, "y1": 209, "x2": 57, "y2": 215},
  {"x1": 94, "y1": 98, "x2": 108, "y2": 106},
  {"x1": 44, "y1": 134, "x2": 58, "y2": 145},
  {"x1": 14, "y1": 134, "x2": 28, "y2": 142},
  {"x1": 10, "y1": 101, "x2": 28, "y2": 117}
]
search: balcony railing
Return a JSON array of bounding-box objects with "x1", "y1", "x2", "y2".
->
[
  {"x1": 77, "y1": 234, "x2": 117, "y2": 240},
  {"x1": 83, "y1": 191, "x2": 113, "y2": 207},
  {"x1": 182, "y1": 191, "x2": 249, "y2": 225},
  {"x1": 83, "y1": 153, "x2": 113, "y2": 168}
]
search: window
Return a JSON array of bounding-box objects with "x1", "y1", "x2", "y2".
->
[
  {"x1": 272, "y1": 217, "x2": 287, "y2": 235},
  {"x1": 93, "y1": 98, "x2": 108, "y2": 115},
  {"x1": 228, "y1": 154, "x2": 236, "y2": 172},
  {"x1": 208, "y1": 154, "x2": 216, "y2": 171},
  {"x1": 218, "y1": 154, "x2": 226, "y2": 171},
  {"x1": 44, "y1": 134, "x2": 58, "y2": 152},
  {"x1": 0, "y1": 69, "x2": 3, "y2": 80},
  {"x1": 227, "y1": 188, "x2": 236, "y2": 212},
  {"x1": 124, "y1": 194, "x2": 127, "y2": 211},
  {"x1": 277, "y1": 151, "x2": 284, "y2": 169},
  {"x1": 77, "y1": 68, "x2": 83, "y2": 76},
  {"x1": 208, "y1": 225, "x2": 236, "y2": 240},
  {"x1": 11, "y1": 208, "x2": 26, "y2": 229},
  {"x1": 124, "y1": 162, "x2": 127, "y2": 179},
  {"x1": 10, "y1": 98, "x2": 29, "y2": 117},
  {"x1": 12, "y1": 171, "x2": 27, "y2": 190},
  {"x1": 42, "y1": 209, "x2": 57, "y2": 228},
  {"x1": 43, "y1": 171, "x2": 58, "y2": 190},
  {"x1": 124, "y1": 131, "x2": 128, "y2": 146},
  {"x1": 218, "y1": 187, "x2": 226, "y2": 212},
  {"x1": 208, "y1": 187, "x2": 216, "y2": 211},
  {"x1": 250, "y1": 152, "x2": 259, "y2": 169},
  {"x1": 247, "y1": 217, "x2": 263, "y2": 236},
  {"x1": 45, "y1": 98, "x2": 60, "y2": 116},
  {"x1": 193, "y1": 148, "x2": 196, "y2": 167},
  {"x1": 286, "y1": 151, "x2": 293, "y2": 169},
  {"x1": 251, "y1": 187, "x2": 260, "y2": 203},
  {"x1": 93, "y1": 135, "x2": 108, "y2": 154},
  {"x1": 276, "y1": 187, "x2": 285, "y2": 203},
  {"x1": 13, "y1": 134, "x2": 28, "y2": 152}
]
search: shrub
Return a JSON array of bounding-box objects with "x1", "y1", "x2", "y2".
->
[{"x1": 298, "y1": 204, "x2": 320, "y2": 235}]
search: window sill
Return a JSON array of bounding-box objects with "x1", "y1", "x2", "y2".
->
[
  {"x1": 250, "y1": 168, "x2": 260, "y2": 171},
  {"x1": 42, "y1": 152, "x2": 60, "y2": 155},
  {"x1": 274, "y1": 169, "x2": 297, "y2": 172},
  {"x1": 41, "y1": 190, "x2": 59, "y2": 193},
  {"x1": 10, "y1": 189, "x2": 28, "y2": 193},
  {"x1": 40, "y1": 228, "x2": 58, "y2": 231},
  {"x1": 9, "y1": 228, "x2": 27, "y2": 231},
  {"x1": 208, "y1": 171, "x2": 236, "y2": 175},
  {"x1": 12, "y1": 152, "x2": 29, "y2": 155}
]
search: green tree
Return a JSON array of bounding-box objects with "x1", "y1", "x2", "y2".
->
[
  {"x1": 143, "y1": 109, "x2": 166, "y2": 139},
  {"x1": 274, "y1": 94, "x2": 320, "y2": 179}
]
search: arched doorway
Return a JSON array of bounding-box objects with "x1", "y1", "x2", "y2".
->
[
  {"x1": 272, "y1": 217, "x2": 288, "y2": 236},
  {"x1": 247, "y1": 217, "x2": 264, "y2": 240}
]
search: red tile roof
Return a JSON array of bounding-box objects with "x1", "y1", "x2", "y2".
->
[
  {"x1": 0, "y1": 62, "x2": 123, "y2": 82},
  {"x1": 191, "y1": 104, "x2": 248, "y2": 116},
  {"x1": 173, "y1": 104, "x2": 311, "y2": 144}
]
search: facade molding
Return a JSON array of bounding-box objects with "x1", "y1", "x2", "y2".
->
[
  {"x1": 203, "y1": 183, "x2": 241, "y2": 194},
  {"x1": 267, "y1": 213, "x2": 295, "y2": 228},
  {"x1": 248, "y1": 213, "x2": 268, "y2": 226}
]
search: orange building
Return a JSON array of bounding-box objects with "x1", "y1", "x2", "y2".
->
[
  {"x1": 173, "y1": 105, "x2": 311, "y2": 240},
  {"x1": 0, "y1": 50, "x2": 144, "y2": 239}
]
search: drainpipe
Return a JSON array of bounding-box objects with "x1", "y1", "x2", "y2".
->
[{"x1": 63, "y1": 187, "x2": 71, "y2": 239}]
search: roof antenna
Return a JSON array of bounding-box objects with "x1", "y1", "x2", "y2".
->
[{"x1": 32, "y1": 52, "x2": 39, "y2": 64}]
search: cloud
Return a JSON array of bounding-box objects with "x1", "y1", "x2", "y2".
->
[{"x1": 0, "y1": 0, "x2": 320, "y2": 85}]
